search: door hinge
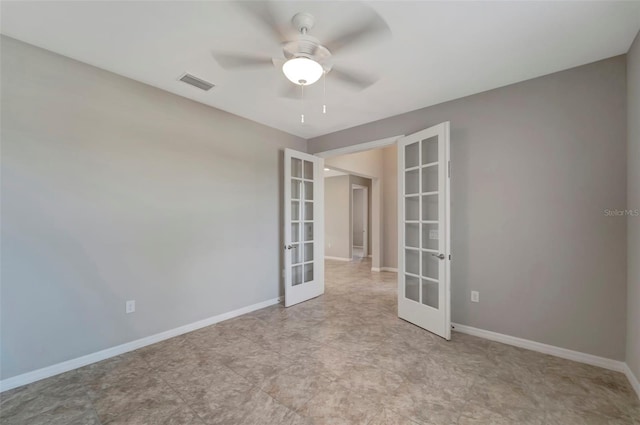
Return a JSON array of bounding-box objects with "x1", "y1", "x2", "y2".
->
[{"x1": 448, "y1": 161, "x2": 451, "y2": 178}]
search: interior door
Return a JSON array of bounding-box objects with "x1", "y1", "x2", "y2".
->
[
  {"x1": 284, "y1": 149, "x2": 325, "y2": 307},
  {"x1": 397, "y1": 122, "x2": 451, "y2": 339}
]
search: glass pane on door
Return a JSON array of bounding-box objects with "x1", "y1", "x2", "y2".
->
[
  {"x1": 422, "y1": 136, "x2": 438, "y2": 164},
  {"x1": 422, "y1": 195, "x2": 437, "y2": 221},
  {"x1": 405, "y1": 142, "x2": 419, "y2": 168},
  {"x1": 292, "y1": 201, "x2": 300, "y2": 221},
  {"x1": 304, "y1": 182, "x2": 314, "y2": 200},
  {"x1": 292, "y1": 180, "x2": 301, "y2": 200},
  {"x1": 291, "y1": 158, "x2": 302, "y2": 178},
  {"x1": 304, "y1": 263, "x2": 314, "y2": 282},
  {"x1": 421, "y1": 252, "x2": 439, "y2": 281},
  {"x1": 405, "y1": 223, "x2": 419, "y2": 248},
  {"x1": 421, "y1": 224, "x2": 439, "y2": 250},
  {"x1": 304, "y1": 223, "x2": 313, "y2": 241},
  {"x1": 292, "y1": 265, "x2": 303, "y2": 286},
  {"x1": 421, "y1": 279, "x2": 439, "y2": 308},
  {"x1": 405, "y1": 275, "x2": 419, "y2": 302},
  {"x1": 291, "y1": 157, "x2": 316, "y2": 287},
  {"x1": 422, "y1": 166, "x2": 438, "y2": 193},
  {"x1": 291, "y1": 243, "x2": 302, "y2": 264},
  {"x1": 405, "y1": 170, "x2": 419, "y2": 194},
  {"x1": 406, "y1": 197, "x2": 419, "y2": 221},
  {"x1": 402, "y1": 132, "x2": 443, "y2": 308},
  {"x1": 406, "y1": 249, "x2": 419, "y2": 275},
  {"x1": 304, "y1": 202, "x2": 313, "y2": 220},
  {"x1": 304, "y1": 160, "x2": 314, "y2": 180},
  {"x1": 304, "y1": 243, "x2": 314, "y2": 262}
]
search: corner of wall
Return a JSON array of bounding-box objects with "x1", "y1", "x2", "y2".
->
[{"x1": 626, "y1": 29, "x2": 640, "y2": 392}]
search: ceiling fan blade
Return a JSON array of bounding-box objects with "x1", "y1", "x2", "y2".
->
[
  {"x1": 278, "y1": 82, "x2": 301, "y2": 99},
  {"x1": 272, "y1": 57, "x2": 286, "y2": 69},
  {"x1": 324, "y1": 9, "x2": 391, "y2": 55},
  {"x1": 235, "y1": 1, "x2": 288, "y2": 44},
  {"x1": 212, "y1": 52, "x2": 274, "y2": 69},
  {"x1": 329, "y1": 66, "x2": 378, "y2": 90}
]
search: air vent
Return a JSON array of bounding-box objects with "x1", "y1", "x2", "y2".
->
[{"x1": 179, "y1": 73, "x2": 215, "y2": 91}]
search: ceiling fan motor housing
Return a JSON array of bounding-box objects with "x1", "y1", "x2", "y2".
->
[{"x1": 283, "y1": 38, "x2": 333, "y2": 73}]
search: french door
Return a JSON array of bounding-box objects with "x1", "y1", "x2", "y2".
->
[
  {"x1": 397, "y1": 122, "x2": 451, "y2": 339},
  {"x1": 284, "y1": 149, "x2": 325, "y2": 307}
]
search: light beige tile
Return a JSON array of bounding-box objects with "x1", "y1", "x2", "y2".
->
[
  {"x1": 458, "y1": 402, "x2": 544, "y2": 425},
  {"x1": 297, "y1": 380, "x2": 381, "y2": 425},
  {"x1": 89, "y1": 374, "x2": 183, "y2": 423},
  {"x1": 190, "y1": 386, "x2": 308, "y2": 425},
  {"x1": 0, "y1": 371, "x2": 87, "y2": 424},
  {"x1": 261, "y1": 363, "x2": 337, "y2": 411},
  {"x1": 386, "y1": 381, "x2": 469, "y2": 425},
  {"x1": 105, "y1": 403, "x2": 203, "y2": 425}
]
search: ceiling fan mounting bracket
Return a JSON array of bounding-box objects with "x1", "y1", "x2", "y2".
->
[{"x1": 292, "y1": 12, "x2": 315, "y2": 34}]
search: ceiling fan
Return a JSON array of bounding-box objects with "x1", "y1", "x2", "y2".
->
[{"x1": 212, "y1": 2, "x2": 391, "y2": 98}]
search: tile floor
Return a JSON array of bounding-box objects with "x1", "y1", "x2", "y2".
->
[{"x1": 1, "y1": 259, "x2": 639, "y2": 424}]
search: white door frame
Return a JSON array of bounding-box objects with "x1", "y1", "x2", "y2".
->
[{"x1": 351, "y1": 184, "x2": 368, "y2": 257}]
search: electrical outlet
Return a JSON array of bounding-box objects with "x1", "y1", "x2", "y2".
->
[
  {"x1": 471, "y1": 291, "x2": 479, "y2": 303},
  {"x1": 126, "y1": 300, "x2": 136, "y2": 314},
  {"x1": 429, "y1": 229, "x2": 439, "y2": 240}
]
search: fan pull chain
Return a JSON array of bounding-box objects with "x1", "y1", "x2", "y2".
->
[
  {"x1": 322, "y1": 71, "x2": 327, "y2": 114},
  {"x1": 300, "y1": 84, "x2": 305, "y2": 124}
]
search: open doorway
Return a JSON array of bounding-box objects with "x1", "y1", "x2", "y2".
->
[
  {"x1": 351, "y1": 184, "x2": 368, "y2": 260},
  {"x1": 314, "y1": 125, "x2": 452, "y2": 340},
  {"x1": 323, "y1": 167, "x2": 373, "y2": 263},
  {"x1": 321, "y1": 145, "x2": 390, "y2": 271}
]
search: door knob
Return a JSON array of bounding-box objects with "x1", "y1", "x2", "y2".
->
[
  {"x1": 284, "y1": 245, "x2": 293, "y2": 250},
  {"x1": 431, "y1": 253, "x2": 445, "y2": 260}
]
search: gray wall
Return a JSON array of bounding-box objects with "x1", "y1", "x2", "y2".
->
[
  {"x1": 310, "y1": 56, "x2": 628, "y2": 360},
  {"x1": 324, "y1": 175, "x2": 351, "y2": 259},
  {"x1": 627, "y1": 31, "x2": 640, "y2": 380},
  {"x1": 0, "y1": 36, "x2": 306, "y2": 380},
  {"x1": 382, "y1": 145, "x2": 398, "y2": 269}
]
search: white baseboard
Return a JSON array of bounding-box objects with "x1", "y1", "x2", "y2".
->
[
  {"x1": 624, "y1": 363, "x2": 640, "y2": 400},
  {"x1": 324, "y1": 256, "x2": 351, "y2": 262},
  {"x1": 371, "y1": 267, "x2": 397, "y2": 272},
  {"x1": 0, "y1": 297, "x2": 281, "y2": 393},
  {"x1": 452, "y1": 323, "x2": 627, "y2": 373}
]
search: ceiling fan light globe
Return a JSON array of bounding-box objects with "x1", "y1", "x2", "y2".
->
[{"x1": 282, "y1": 57, "x2": 323, "y2": 86}]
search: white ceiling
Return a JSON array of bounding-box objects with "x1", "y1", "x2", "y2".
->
[{"x1": 2, "y1": 1, "x2": 639, "y2": 139}]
